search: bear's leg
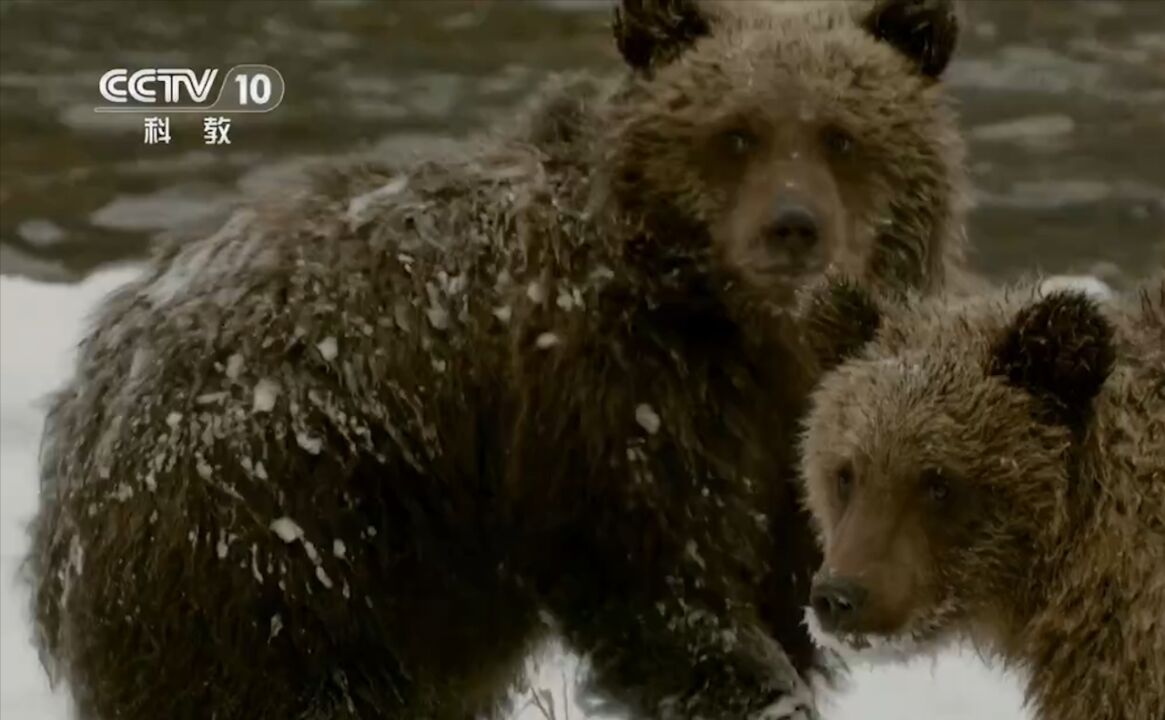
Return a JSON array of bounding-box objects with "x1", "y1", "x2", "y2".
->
[
  {"x1": 755, "y1": 490, "x2": 828, "y2": 683},
  {"x1": 32, "y1": 487, "x2": 538, "y2": 720},
  {"x1": 530, "y1": 525, "x2": 817, "y2": 720},
  {"x1": 37, "y1": 522, "x2": 415, "y2": 720},
  {"x1": 44, "y1": 531, "x2": 537, "y2": 720},
  {"x1": 509, "y1": 353, "x2": 820, "y2": 719}
]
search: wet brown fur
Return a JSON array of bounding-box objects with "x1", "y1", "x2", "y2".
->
[
  {"x1": 25, "y1": 2, "x2": 968, "y2": 719},
  {"x1": 800, "y1": 274, "x2": 1165, "y2": 719}
]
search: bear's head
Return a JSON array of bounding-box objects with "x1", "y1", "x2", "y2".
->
[
  {"x1": 796, "y1": 276, "x2": 1115, "y2": 661},
  {"x1": 601, "y1": 0, "x2": 965, "y2": 309}
]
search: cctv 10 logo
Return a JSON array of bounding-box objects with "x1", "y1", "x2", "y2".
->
[{"x1": 96, "y1": 64, "x2": 284, "y2": 113}]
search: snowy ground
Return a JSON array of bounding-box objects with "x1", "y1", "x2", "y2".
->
[{"x1": 0, "y1": 267, "x2": 1034, "y2": 720}]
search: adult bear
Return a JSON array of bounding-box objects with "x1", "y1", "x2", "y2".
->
[{"x1": 26, "y1": 1, "x2": 967, "y2": 719}]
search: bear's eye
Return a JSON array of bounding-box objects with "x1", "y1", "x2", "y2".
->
[
  {"x1": 836, "y1": 463, "x2": 855, "y2": 503},
  {"x1": 722, "y1": 128, "x2": 757, "y2": 155},
  {"x1": 823, "y1": 126, "x2": 855, "y2": 156},
  {"x1": 922, "y1": 468, "x2": 950, "y2": 504}
]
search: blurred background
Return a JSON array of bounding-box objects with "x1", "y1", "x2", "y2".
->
[{"x1": 1, "y1": 0, "x2": 1163, "y2": 287}]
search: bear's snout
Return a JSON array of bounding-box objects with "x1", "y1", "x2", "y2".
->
[
  {"x1": 766, "y1": 201, "x2": 820, "y2": 253},
  {"x1": 809, "y1": 574, "x2": 869, "y2": 633},
  {"x1": 759, "y1": 201, "x2": 824, "y2": 263}
]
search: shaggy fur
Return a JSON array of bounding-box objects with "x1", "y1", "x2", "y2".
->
[
  {"x1": 25, "y1": 2, "x2": 968, "y2": 719},
  {"x1": 799, "y1": 274, "x2": 1165, "y2": 720}
]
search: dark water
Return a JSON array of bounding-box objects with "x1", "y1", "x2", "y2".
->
[{"x1": 1, "y1": 0, "x2": 1163, "y2": 286}]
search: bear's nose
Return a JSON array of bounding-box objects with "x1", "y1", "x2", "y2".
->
[
  {"x1": 810, "y1": 575, "x2": 869, "y2": 632},
  {"x1": 769, "y1": 203, "x2": 819, "y2": 250}
]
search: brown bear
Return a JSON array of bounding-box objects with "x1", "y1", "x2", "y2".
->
[
  {"x1": 24, "y1": 2, "x2": 968, "y2": 719},
  {"x1": 798, "y1": 274, "x2": 1165, "y2": 720}
]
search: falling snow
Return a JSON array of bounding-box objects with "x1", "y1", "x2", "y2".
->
[
  {"x1": 250, "y1": 544, "x2": 264, "y2": 583},
  {"x1": 225, "y1": 353, "x2": 244, "y2": 380},
  {"x1": 635, "y1": 403, "x2": 661, "y2": 435},
  {"x1": 316, "y1": 337, "x2": 339, "y2": 361},
  {"x1": 295, "y1": 431, "x2": 323, "y2": 455},
  {"x1": 426, "y1": 304, "x2": 450, "y2": 330},
  {"x1": 270, "y1": 517, "x2": 305, "y2": 543},
  {"x1": 684, "y1": 540, "x2": 706, "y2": 570},
  {"x1": 195, "y1": 456, "x2": 213, "y2": 480},
  {"x1": 252, "y1": 378, "x2": 279, "y2": 413},
  {"x1": 303, "y1": 541, "x2": 321, "y2": 565},
  {"x1": 346, "y1": 175, "x2": 409, "y2": 225}
]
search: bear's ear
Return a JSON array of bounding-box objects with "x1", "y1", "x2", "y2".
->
[
  {"x1": 613, "y1": 0, "x2": 712, "y2": 73},
  {"x1": 800, "y1": 275, "x2": 884, "y2": 373},
  {"x1": 861, "y1": 0, "x2": 959, "y2": 79},
  {"x1": 990, "y1": 290, "x2": 1115, "y2": 427}
]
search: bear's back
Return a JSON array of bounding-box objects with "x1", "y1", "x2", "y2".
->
[{"x1": 39, "y1": 100, "x2": 601, "y2": 519}]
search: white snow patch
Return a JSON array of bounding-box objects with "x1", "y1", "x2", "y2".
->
[
  {"x1": 1039, "y1": 274, "x2": 1114, "y2": 301},
  {"x1": 754, "y1": 694, "x2": 813, "y2": 720},
  {"x1": 555, "y1": 290, "x2": 576, "y2": 311},
  {"x1": 270, "y1": 516, "x2": 305, "y2": 543},
  {"x1": 252, "y1": 378, "x2": 280, "y2": 413},
  {"x1": 526, "y1": 281, "x2": 547, "y2": 304},
  {"x1": 634, "y1": 403, "x2": 661, "y2": 435},
  {"x1": 250, "y1": 544, "x2": 264, "y2": 583},
  {"x1": 426, "y1": 304, "x2": 450, "y2": 330},
  {"x1": 534, "y1": 332, "x2": 560, "y2": 349},
  {"x1": 346, "y1": 176, "x2": 409, "y2": 224},
  {"x1": 316, "y1": 336, "x2": 339, "y2": 361},
  {"x1": 224, "y1": 353, "x2": 244, "y2": 380},
  {"x1": 333, "y1": 540, "x2": 347, "y2": 560},
  {"x1": 195, "y1": 456, "x2": 213, "y2": 480},
  {"x1": 683, "y1": 539, "x2": 705, "y2": 569},
  {"x1": 805, "y1": 607, "x2": 936, "y2": 667},
  {"x1": 295, "y1": 431, "x2": 323, "y2": 455},
  {"x1": 303, "y1": 541, "x2": 321, "y2": 565},
  {"x1": 589, "y1": 265, "x2": 615, "y2": 283}
]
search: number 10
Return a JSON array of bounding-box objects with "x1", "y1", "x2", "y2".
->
[{"x1": 235, "y1": 73, "x2": 273, "y2": 106}]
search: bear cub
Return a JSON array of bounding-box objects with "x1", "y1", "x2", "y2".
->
[{"x1": 798, "y1": 274, "x2": 1165, "y2": 720}]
